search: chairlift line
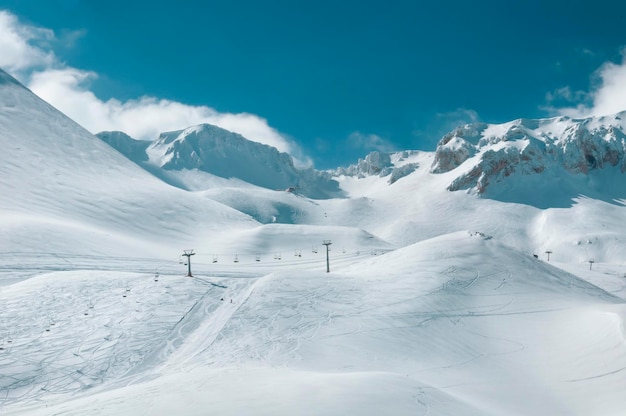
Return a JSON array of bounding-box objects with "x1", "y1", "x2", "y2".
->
[{"x1": 170, "y1": 246, "x2": 390, "y2": 273}]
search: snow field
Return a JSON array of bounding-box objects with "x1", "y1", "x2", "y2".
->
[
  {"x1": 5, "y1": 367, "x2": 435, "y2": 416},
  {"x1": 0, "y1": 270, "x2": 240, "y2": 408},
  {"x1": 3, "y1": 68, "x2": 626, "y2": 415},
  {"x1": 3, "y1": 231, "x2": 626, "y2": 415}
]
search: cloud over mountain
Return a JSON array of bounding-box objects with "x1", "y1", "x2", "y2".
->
[
  {"x1": 0, "y1": 10, "x2": 308, "y2": 165},
  {"x1": 549, "y1": 49, "x2": 626, "y2": 119}
]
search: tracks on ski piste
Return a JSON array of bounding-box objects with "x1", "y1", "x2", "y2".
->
[{"x1": 0, "y1": 268, "x2": 262, "y2": 409}]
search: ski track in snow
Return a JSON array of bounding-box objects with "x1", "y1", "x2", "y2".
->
[
  {"x1": 0, "y1": 250, "x2": 379, "y2": 410},
  {"x1": 160, "y1": 276, "x2": 259, "y2": 371},
  {"x1": 0, "y1": 257, "x2": 264, "y2": 410},
  {"x1": 3, "y1": 248, "x2": 626, "y2": 415},
  {"x1": 3, "y1": 239, "x2": 626, "y2": 416}
]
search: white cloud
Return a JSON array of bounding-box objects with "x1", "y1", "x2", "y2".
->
[
  {"x1": 0, "y1": 10, "x2": 309, "y2": 166},
  {"x1": 585, "y1": 56, "x2": 626, "y2": 116},
  {"x1": 27, "y1": 68, "x2": 301, "y2": 156},
  {"x1": 546, "y1": 86, "x2": 583, "y2": 104},
  {"x1": 434, "y1": 108, "x2": 479, "y2": 127},
  {"x1": 0, "y1": 10, "x2": 55, "y2": 73},
  {"x1": 550, "y1": 49, "x2": 626, "y2": 118},
  {"x1": 347, "y1": 132, "x2": 395, "y2": 153}
]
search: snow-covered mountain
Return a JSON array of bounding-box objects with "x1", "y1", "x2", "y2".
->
[
  {"x1": 3, "y1": 67, "x2": 626, "y2": 416},
  {"x1": 0, "y1": 70, "x2": 260, "y2": 257},
  {"x1": 97, "y1": 125, "x2": 342, "y2": 199},
  {"x1": 430, "y1": 115, "x2": 626, "y2": 207},
  {"x1": 97, "y1": 111, "x2": 626, "y2": 210}
]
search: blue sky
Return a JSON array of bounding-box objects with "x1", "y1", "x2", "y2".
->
[{"x1": 2, "y1": 0, "x2": 626, "y2": 168}]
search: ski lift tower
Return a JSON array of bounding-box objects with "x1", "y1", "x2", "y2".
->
[
  {"x1": 182, "y1": 249, "x2": 195, "y2": 277},
  {"x1": 323, "y1": 240, "x2": 332, "y2": 273},
  {"x1": 545, "y1": 249, "x2": 552, "y2": 262}
]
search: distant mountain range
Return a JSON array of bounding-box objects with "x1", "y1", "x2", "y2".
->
[
  {"x1": 98, "y1": 112, "x2": 626, "y2": 208},
  {"x1": 2, "y1": 65, "x2": 626, "y2": 260}
]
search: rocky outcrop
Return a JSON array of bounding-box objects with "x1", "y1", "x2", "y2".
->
[
  {"x1": 335, "y1": 151, "x2": 393, "y2": 177},
  {"x1": 432, "y1": 114, "x2": 626, "y2": 194},
  {"x1": 430, "y1": 124, "x2": 484, "y2": 173},
  {"x1": 334, "y1": 150, "x2": 419, "y2": 184}
]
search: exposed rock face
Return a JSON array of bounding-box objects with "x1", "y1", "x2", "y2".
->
[
  {"x1": 388, "y1": 163, "x2": 418, "y2": 184},
  {"x1": 334, "y1": 150, "x2": 419, "y2": 184},
  {"x1": 430, "y1": 124, "x2": 484, "y2": 173},
  {"x1": 431, "y1": 114, "x2": 626, "y2": 193},
  {"x1": 336, "y1": 151, "x2": 393, "y2": 177},
  {"x1": 557, "y1": 123, "x2": 626, "y2": 174}
]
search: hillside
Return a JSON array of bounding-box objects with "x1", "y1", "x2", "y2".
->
[
  {"x1": 2, "y1": 68, "x2": 626, "y2": 415},
  {"x1": 3, "y1": 233, "x2": 626, "y2": 415},
  {"x1": 0, "y1": 70, "x2": 377, "y2": 261},
  {"x1": 0, "y1": 70, "x2": 261, "y2": 257}
]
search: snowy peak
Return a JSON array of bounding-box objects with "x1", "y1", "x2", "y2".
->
[
  {"x1": 98, "y1": 124, "x2": 343, "y2": 199},
  {"x1": 150, "y1": 124, "x2": 295, "y2": 176},
  {"x1": 0, "y1": 69, "x2": 258, "y2": 256},
  {"x1": 430, "y1": 113, "x2": 626, "y2": 198}
]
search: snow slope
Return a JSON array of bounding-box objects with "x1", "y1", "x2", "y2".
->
[
  {"x1": 0, "y1": 70, "x2": 258, "y2": 258},
  {"x1": 0, "y1": 69, "x2": 377, "y2": 263},
  {"x1": 3, "y1": 233, "x2": 626, "y2": 415},
  {"x1": 2, "y1": 68, "x2": 626, "y2": 415}
]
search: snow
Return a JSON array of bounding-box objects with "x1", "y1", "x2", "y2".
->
[
  {"x1": 3, "y1": 235, "x2": 626, "y2": 415},
  {"x1": 99, "y1": 124, "x2": 343, "y2": 199},
  {"x1": 431, "y1": 113, "x2": 626, "y2": 199},
  {"x1": 2, "y1": 68, "x2": 626, "y2": 415}
]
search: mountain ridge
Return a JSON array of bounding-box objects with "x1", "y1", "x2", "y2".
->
[
  {"x1": 97, "y1": 125, "x2": 343, "y2": 199},
  {"x1": 97, "y1": 109, "x2": 626, "y2": 209},
  {"x1": 430, "y1": 114, "x2": 626, "y2": 205}
]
